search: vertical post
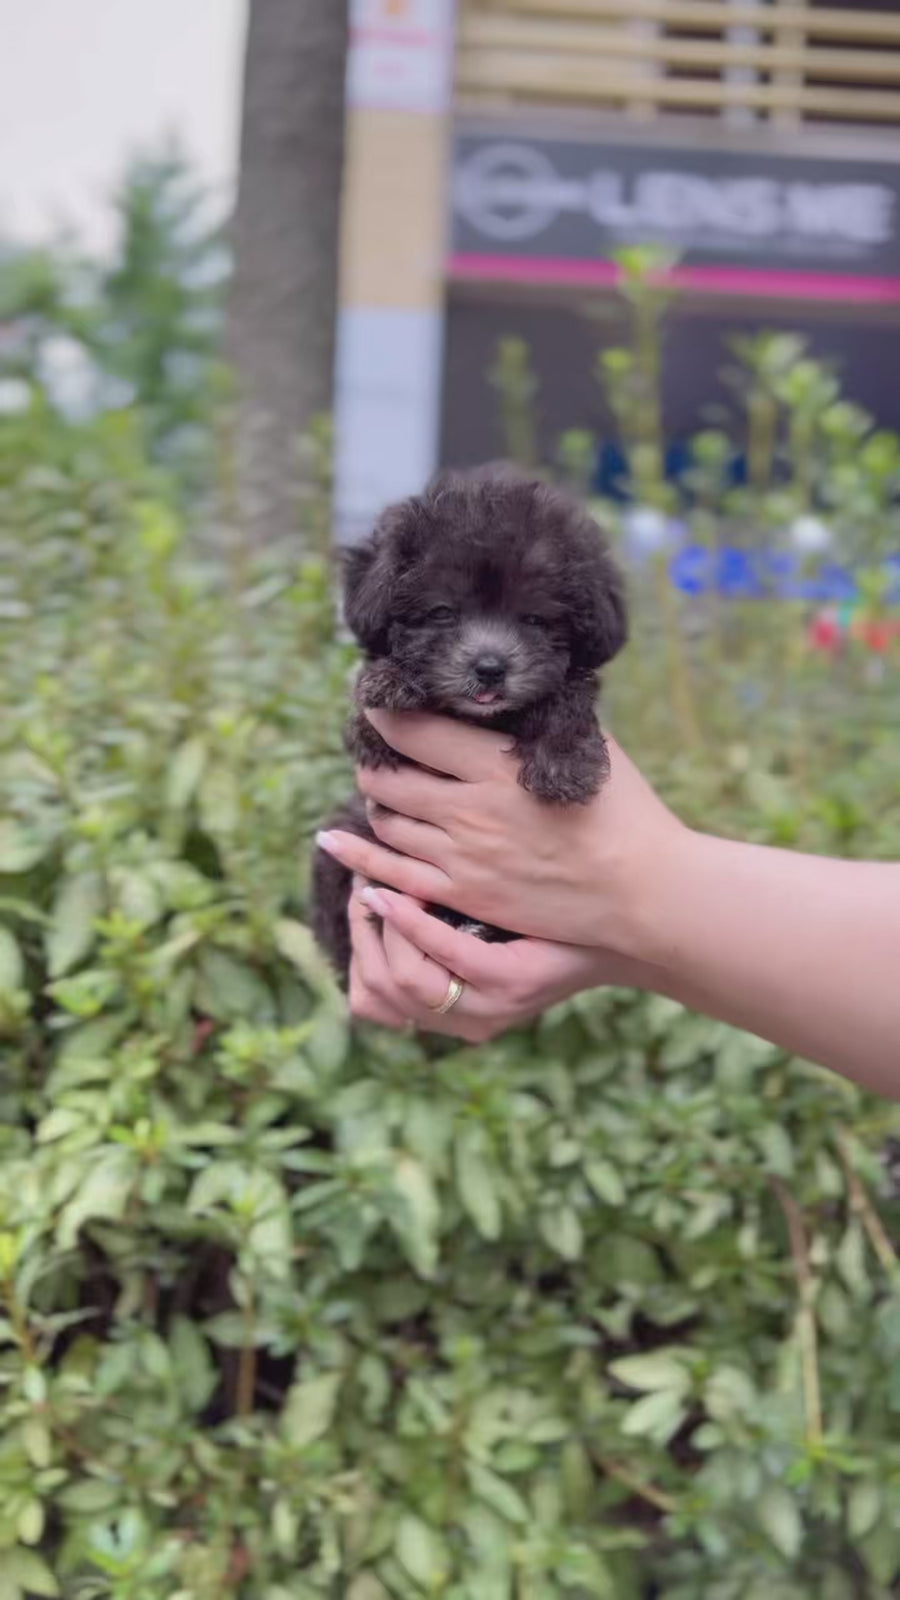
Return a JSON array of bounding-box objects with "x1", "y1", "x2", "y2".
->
[
  {"x1": 625, "y1": 17, "x2": 662, "y2": 122},
  {"x1": 772, "y1": 0, "x2": 808, "y2": 130},
  {"x1": 724, "y1": 0, "x2": 762, "y2": 128},
  {"x1": 334, "y1": 0, "x2": 458, "y2": 546}
]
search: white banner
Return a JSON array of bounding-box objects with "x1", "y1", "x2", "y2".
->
[
  {"x1": 334, "y1": 309, "x2": 444, "y2": 544},
  {"x1": 346, "y1": 0, "x2": 456, "y2": 114}
]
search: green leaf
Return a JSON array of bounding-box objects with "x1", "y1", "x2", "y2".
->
[
  {"x1": 110, "y1": 867, "x2": 162, "y2": 929},
  {"x1": 166, "y1": 737, "x2": 207, "y2": 809},
  {"x1": 539, "y1": 1205, "x2": 583, "y2": 1262},
  {"x1": 195, "y1": 948, "x2": 275, "y2": 1024},
  {"x1": 21, "y1": 1418, "x2": 52, "y2": 1469},
  {"x1": 0, "y1": 1549, "x2": 59, "y2": 1597},
  {"x1": 16, "y1": 1500, "x2": 44, "y2": 1547},
  {"x1": 57, "y1": 1480, "x2": 121, "y2": 1513},
  {"x1": 859, "y1": 1516, "x2": 900, "y2": 1586},
  {"x1": 36, "y1": 1107, "x2": 86, "y2": 1144},
  {"x1": 704, "y1": 1364, "x2": 756, "y2": 1420},
  {"x1": 753, "y1": 1123, "x2": 794, "y2": 1178},
  {"x1": 836, "y1": 1221, "x2": 870, "y2": 1300},
  {"x1": 189, "y1": 1160, "x2": 254, "y2": 1214},
  {"x1": 57, "y1": 1152, "x2": 133, "y2": 1249},
  {"x1": 848, "y1": 1479, "x2": 881, "y2": 1540},
  {"x1": 455, "y1": 1129, "x2": 501, "y2": 1241},
  {"x1": 274, "y1": 917, "x2": 340, "y2": 999},
  {"x1": 560, "y1": 1440, "x2": 594, "y2": 1520},
  {"x1": 46, "y1": 871, "x2": 103, "y2": 978},
  {"x1": 199, "y1": 763, "x2": 241, "y2": 837},
  {"x1": 395, "y1": 1516, "x2": 448, "y2": 1588},
  {"x1": 49, "y1": 966, "x2": 118, "y2": 1017},
  {"x1": 347, "y1": 1579, "x2": 391, "y2": 1600},
  {"x1": 390, "y1": 1155, "x2": 439, "y2": 1279},
  {"x1": 620, "y1": 1388, "x2": 687, "y2": 1444},
  {"x1": 557, "y1": 1547, "x2": 615, "y2": 1594},
  {"x1": 467, "y1": 1463, "x2": 529, "y2": 1526},
  {"x1": 205, "y1": 1311, "x2": 275, "y2": 1350},
  {"x1": 22, "y1": 1367, "x2": 46, "y2": 1405},
  {"x1": 307, "y1": 1007, "x2": 349, "y2": 1075},
  {"x1": 585, "y1": 1159, "x2": 625, "y2": 1207},
  {"x1": 282, "y1": 1373, "x2": 341, "y2": 1448},
  {"x1": 0, "y1": 927, "x2": 24, "y2": 992},
  {"x1": 757, "y1": 1483, "x2": 803, "y2": 1560},
  {"x1": 169, "y1": 1317, "x2": 217, "y2": 1412},
  {"x1": 0, "y1": 822, "x2": 50, "y2": 874},
  {"x1": 609, "y1": 1350, "x2": 691, "y2": 1394}
]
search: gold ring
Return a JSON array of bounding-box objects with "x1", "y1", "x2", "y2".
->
[{"x1": 430, "y1": 974, "x2": 465, "y2": 1015}]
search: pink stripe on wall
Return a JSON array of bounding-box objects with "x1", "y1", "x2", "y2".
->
[{"x1": 447, "y1": 253, "x2": 900, "y2": 304}]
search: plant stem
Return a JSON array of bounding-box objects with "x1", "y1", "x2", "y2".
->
[
  {"x1": 836, "y1": 1132, "x2": 898, "y2": 1277},
  {"x1": 236, "y1": 1291, "x2": 257, "y2": 1418},
  {"x1": 771, "y1": 1179, "x2": 823, "y2": 1447},
  {"x1": 2, "y1": 1281, "x2": 37, "y2": 1365},
  {"x1": 595, "y1": 1454, "x2": 678, "y2": 1513},
  {"x1": 654, "y1": 556, "x2": 702, "y2": 751}
]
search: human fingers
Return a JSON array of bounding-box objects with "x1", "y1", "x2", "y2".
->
[
  {"x1": 364, "y1": 888, "x2": 625, "y2": 1014},
  {"x1": 364, "y1": 710, "x2": 511, "y2": 782},
  {"x1": 347, "y1": 889, "x2": 414, "y2": 1028},
  {"x1": 359, "y1": 887, "x2": 494, "y2": 985},
  {"x1": 349, "y1": 967, "x2": 411, "y2": 1028},
  {"x1": 379, "y1": 922, "x2": 500, "y2": 1043},
  {"x1": 348, "y1": 884, "x2": 475, "y2": 1035},
  {"x1": 348, "y1": 887, "x2": 393, "y2": 990},
  {"x1": 349, "y1": 965, "x2": 410, "y2": 1028},
  {"x1": 316, "y1": 829, "x2": 452, "y2": 903},
  {"x1": 364, "y1": 803, "x2": 450, "y2": 867},
  {"x1": 357, "y1": 763, "x2": 460, "y2": 826},
  {"x1": 348, "y1": 885, "x2": 517, "y2": 1043},
  {"x1": 381, "y1": 921, "x2": 452, "y2": 1013}
]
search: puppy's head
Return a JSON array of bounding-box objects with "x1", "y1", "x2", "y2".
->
[{"x1": 344, "y1": 466, "x2": 626, "y2": 718}]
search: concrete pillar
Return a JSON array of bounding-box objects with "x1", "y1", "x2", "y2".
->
[{"x1": 334, "y1": 0, "x2": 457, "y2": 544}]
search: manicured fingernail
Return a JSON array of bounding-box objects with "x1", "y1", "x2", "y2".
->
[
  {"x1": 360, "y1": 886, "x2": 389, "y2": 915},
  {"x1": 316, "y1": 830, "x2": 342, "y2": 857}
]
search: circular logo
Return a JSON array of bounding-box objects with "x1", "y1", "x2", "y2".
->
[{"x1": 454, "y1": 143, "x2": 563, "y2": 242}]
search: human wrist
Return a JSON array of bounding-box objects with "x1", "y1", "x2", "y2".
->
[{"x1": 599, "y1": 817, "x2": 702, "y2": 973}]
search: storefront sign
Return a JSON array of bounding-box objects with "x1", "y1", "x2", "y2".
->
[{"x1": 451, "y1": 127, "x2": 900, "y2": 298}]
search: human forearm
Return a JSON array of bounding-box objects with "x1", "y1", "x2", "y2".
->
[
  {"x1": 316, "y1": 715, "x2": 900, "y2": 1090},
  {"x1": 620, "y1": 829, "x2": 900, "y2": 1095}
]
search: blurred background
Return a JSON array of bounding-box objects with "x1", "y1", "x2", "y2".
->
[{"x1": 2, "y1": 4, "x2": 900, "y2": 1598}]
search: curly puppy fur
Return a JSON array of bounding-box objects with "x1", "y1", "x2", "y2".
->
[{"x1": 312, "y1": 465, "x2": 627, "y2": 986}]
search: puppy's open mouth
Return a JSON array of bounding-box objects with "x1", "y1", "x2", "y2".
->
[{"x1": 456, "y1": 689, "x2": 509, "y2": 716}]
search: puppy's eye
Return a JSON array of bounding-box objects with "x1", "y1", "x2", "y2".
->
[
  {"x1": 522, "y1": 613, "x2": 551, "y2": 629},
  {"x1": 425, "y1": 605, "x2": 457, "y2": 624}
]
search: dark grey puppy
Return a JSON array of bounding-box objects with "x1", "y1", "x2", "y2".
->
[{"x1": 312, "y1": 466, "x2": 627, "y2": 985}]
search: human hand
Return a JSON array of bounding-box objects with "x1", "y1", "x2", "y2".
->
[
  {"x1": 347, "y1": 879, "x2": 640, "y2": 1042},
  {"x1": 317, "y1": 712, "x2": 682, "y2": 959}
]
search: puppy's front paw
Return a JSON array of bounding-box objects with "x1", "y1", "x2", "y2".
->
[
  {"x1": 517, "y1": 732, "x2": 610, "y2": 804},
  {"x1": 345, "y1": 712, "x2": 403, "y2": 770}
]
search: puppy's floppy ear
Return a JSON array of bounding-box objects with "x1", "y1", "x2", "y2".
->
[
  {"x1": 571, "y1": 545, "x2": 629, "y2": 670},
  {"x1": 342, "y1": 534, "x2": 393, "y2": 655}
]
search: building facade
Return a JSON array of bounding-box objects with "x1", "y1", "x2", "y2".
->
[{"x1": 335, "y1": 0, "x2": 900, "y2": 541}]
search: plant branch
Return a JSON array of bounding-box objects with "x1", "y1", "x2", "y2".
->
[
  {"x1": 594, "y1": 1453, "x2": 678, "y2": 1514},
  {"x1": 770, "y1": 1178, "x2": 823, "y2": 1447},
  {"x1": 836, "y1": 1132, "x2": 898, "y2": 1277}
]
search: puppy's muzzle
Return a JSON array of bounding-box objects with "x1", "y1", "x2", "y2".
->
[{"x1": 471, "y1": 652, "x2": 507, "y2": 688}]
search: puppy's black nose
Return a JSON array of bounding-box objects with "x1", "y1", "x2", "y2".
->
[{"x1": 472, "y1": 652, "x2": 507, "y2": 687}]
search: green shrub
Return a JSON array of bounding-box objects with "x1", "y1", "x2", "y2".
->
[{"x1": 1, "y1": 436, "x2": 899, "y2": 1600}]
